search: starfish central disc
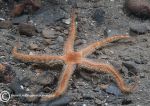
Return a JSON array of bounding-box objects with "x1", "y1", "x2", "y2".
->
[{"x1": 65, "y1": 52, "x2": 82, "y2": 63}]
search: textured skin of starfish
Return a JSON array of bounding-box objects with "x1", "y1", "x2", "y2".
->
[
  {"x1": 0, "y1": 64, "x2": 5, "y2": 72},
  {"x1": 12, "y1": 9, "x2": 137, "y2": 102}
]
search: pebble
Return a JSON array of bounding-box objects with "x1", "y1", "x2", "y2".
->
[
  {"x1": 125, "y1": 0, "x2": 150, "y2": 18},
  {"x1": 104, "y1": 28, "x2": 126, "y2": 37},
  {"x1": 43, "y1": 39, "x2": 51, "y2": 45},
  {"x1": 42, "y1": 28, "x2": 56, "y2": 39},
  {"x1": 29, "y1": 43, "x2": 39, "y2": 50},
  {"x1": 105, "y1": 84, "x2": 122, "y2": 96},
  {"x1": 0, "y1": 20, "x2": 12, "y2": 29},
  {"x1": 82, "y1": 90, "x2": 95, "y2": 99},
  {"x1": 122, "y1": 61, "x2": 139, "y2": 75},
  {"x1": 62, "y1": 18, "x2": 71, "y2": 25},
  {"x1": 130, "y1": 22, "x2": 150, "y2": 34},
  {"x1": 31, "y1": 71, "x2": 55, "y2": 85},
  {"x1": 18, "y1": 23, "x2": 37, "y2": 36},
  {"x1": 92, "y1": 8, "x2": 105, "y2": 25},
  {"x1": 56, "y1": 36, "x2": 64, "y2": 43},
  {"x1": 95, "y1": 99, "x2": 103, "y2": 105},
  {"x1": 0, "y1": 64, "x2": 16, "y2": 83}
]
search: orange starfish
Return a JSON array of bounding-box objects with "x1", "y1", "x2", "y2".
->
[
  {"x1": 0, "y1": 64, "x2": 5, "y2": 72},
  {"x1": 12, "y1": 9, "x2": 137, "y2": 102}
]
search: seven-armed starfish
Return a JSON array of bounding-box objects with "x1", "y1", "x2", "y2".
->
[{"x1": 12, "y1": 9, "x2": 137, "y2": 102}]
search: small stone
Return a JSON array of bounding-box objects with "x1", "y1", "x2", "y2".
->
[
  {"x1": 0, "y1": 20, "x2": 12, "y2": 29},
  {"x1": 57, "y1": 36, "x2": 64, "y2": 43},
  {"x1": 92, "y1": 8, "x2": 105, "y2": 25},
  {"x1": 122, "y1": 61, "x2": 139, "y2": 75},
  {"x1": 130, "y1": 22, "x2": 150, "y2": 34},
  {"x1": 104, "y1": 28, "x2": 126, "y2": 37},
  {"x1": 105, "y1": 84, "x2": 122, "y2": 96},
  {"x1": 121, "y1": 99, "x2": 133, "y2": 105},
  {"x1": 139, "y1": 73, "x2": 145, "y2": 78},
  {"x1": 42, "y1": 28, "x2": 56, "y2": 38},
  {"x1": 29, "y1": 43, "x2": 38, "y2": 50},
  {"x1": 18, "y1": 23, "x2": 37, "y2": 36},
  {"x1": 82, "y1": 90, "x2": 95, "y2": 99},
  {"x1": 125, "y1": 0, "x2": 150, "y2": 18},
  {"x1": 62, "y1": 18, "x2": 71, "y2": 25},
  {"x1": 48, "y1": 96, "x2": 72, "y2": 106},
  {"x1": 43, "y1": 39, "x2": 51, "y2": 45},
  {"x1": 31, "y1": 71, "x2": 54, "y2": 85},
  {"x1": 95, "y1": 99, "x2": 102, "y2": 105}
]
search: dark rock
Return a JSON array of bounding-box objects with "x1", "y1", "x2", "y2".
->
[
  {"x1": 130, "y1": 22, "x2": 150, "y2": 34},
  {"x1": 110, "y1": 61, "x2": 122, "y2": 71},
  {"x1": 8, "y1": 78, "x2": 27, "y2": 94},
  {"x1": 105, "y1": 84, "x2": 122, "y2": 96},
  {"x1": 92, "y1": 8, "x2": 105, "y2": 25},
  {"x1": 18, "y1": 23, "x2": 37, "y2": 36},
  {"x1": 40, "y1": 96, "x2": 72, "y2": 106},
  {"x1": 0, "y1": 64, "x2": 16, "y2": 83},
  {"x1": 31, "y1": 7, "x2": 66, "y2": 25},
  {"x1": 12, "y1": 15, "x2": 29, "y2": 24},
  {"x1": 122, "y1": 61, "x2": 138, "y2": 75},
  {"x1": 125, "y1": 0, "x2": 150, "y2": 18},
  {"x1": 121, "y1": 99, "x2": 133, "y2": 105},
  {"x1": 0, "y1": 20, "x2": 12, "y2": 29}
]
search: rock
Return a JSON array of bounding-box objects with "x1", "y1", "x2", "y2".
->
[
  {"x1": 95, "y1": 99, "x2": 103, "y2": 105},
  {"x1": 139, "y1": 72, "x2": 145, "y2": 78},
  {"x1": 12, "y1": 15, "x2": 29, "y2": 24},
  {"x1": 42, "y1": 28, "x2": 56, "y2": 39},
  {"x1": 29, "y1": 43, "x2": 39, "y2": 50},
  {"x1": 9, "y1": 78, "x2": 26, "y2": 94},
  {"x1": 104, "y1": 28, "x2": 127, "y2": 37},
  {"x1": 40, "y1": 96, "x2": 71, "y2": 106},
  {"x1": 125, "y1": 0, "x2": 150, "y2": 18},
  {"x1": 0, "y1": 64, "x2": 15, "y2": 83},
  {"x1": 31, "y1": 7, "x2": 66, "y2": 25},
  {"x1": 122, "y1": 61, "x2": 138, "y2": 75},
  {"x1": 121, "y1": 99, "x2": 132, "y2": 105},
  {"x1": 18, "y1": 23, "x2": 37, "y2": 36},
  {"x1": 109, "y1": 61, "x2": 122, "y2": 71},
  {"x1": 92, "y1": 8, "x2": 105, "y2": 25},
  {"x1": 105, "y1": 84, "x2": 122, "y2": 96},
  {"x1": 129, "y1": 22, "x2": 150, "y2": 34},
  {"x1": 31, "y1": 71, "x2": 55, "y2": 86},
  {"x1": 25, "y1": 0, "x2": 41, "y2": 11},
  {"x1": 43, "y1": 39, "x2": 51, "y2": 45},
  {"x1": 62, "y1": 18, "x2": 71, "y2": 25},
  {"x1": 82, "y1": 89, "x2": 95, "y2": 99},
  {"x1": 56, "y1": 36, "x2": 64, "y2": 43},
  {"x1": 0, "y1": 20, "x2": 12, "y2": 29}
]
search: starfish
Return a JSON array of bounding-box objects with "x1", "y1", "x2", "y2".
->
[
  {"x1": 0, "y1": 64, "x2": 5, "y2": 72},
  {"x1": 12, "y1": 9, "x2": 137, "y2": 102}
]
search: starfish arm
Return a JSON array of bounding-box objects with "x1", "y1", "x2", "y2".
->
[
  {"x1": 12, "y1": 47, "x2": 64, "y2": 63},
  {"x1": 0, "y1": 64, "x2": 5, "y2": 72},
  {"x1": 79, "y1": 59, "x2": 137, "y2": 93},
  {"x1": 40, "y1": 63, "x2": 75, "y2": 102},
  {"x1": 80, "y1": 35, "x2": 130, "y2": 57},
  {"x1": 64, "y1": 9, "x2": 76, "y2": 53}
]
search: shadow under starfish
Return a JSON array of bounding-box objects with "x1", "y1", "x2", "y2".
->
[{"x1": 12, "y1": 9, "x2": 138, "y2": 102}]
